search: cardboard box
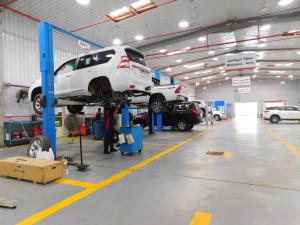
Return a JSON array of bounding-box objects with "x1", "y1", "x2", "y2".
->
[{"x1": 0, "y1": 157, "x2": 64, "y2": 184}]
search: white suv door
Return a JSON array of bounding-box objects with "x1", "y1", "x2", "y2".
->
[
  {"x1": 54, "y1": 59, "x2": 76, "y2": 98},
  {"x1": 285, "y1": 106, "x2": 300, "y2": 119}
]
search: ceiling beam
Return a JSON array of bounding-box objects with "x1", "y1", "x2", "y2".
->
[{"x1": 139, "y1": 9, "x2": 300, "y2": 51}]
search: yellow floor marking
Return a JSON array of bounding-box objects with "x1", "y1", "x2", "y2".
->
[
  {"x1": 190, "y1": 211, "x2": 212, "y2": 225},
  {"x1": 266, "y1": 127, "x2": 300, "y2": 158},
  {"x1": 16, "y1": 125, "x2": 221, "y2": 225},
  {"x1": 143, "y1": 142, "x2": 175, "y2": 147},
  {"x1": 223, "y1": 152, "x2": 232, "y2": 158},
  {"x1": 55, "y1": 178, "x2": 95, "y2": 189}
]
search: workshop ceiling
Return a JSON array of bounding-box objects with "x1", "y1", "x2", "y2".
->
[{"x1": 6, "y1": 0, "x2": 300, "y2": 86}]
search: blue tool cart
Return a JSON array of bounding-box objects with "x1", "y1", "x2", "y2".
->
[{"x1": 120, "y1": 126, "x2": 143, "y2": 155}]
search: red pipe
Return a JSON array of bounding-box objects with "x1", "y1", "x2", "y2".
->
[
  {"x1": 71, "y1": 0, "x2": 178, "y2": 33},
  {"x1": 0, "y1": 4, "x2": 41, "y2": 22}
]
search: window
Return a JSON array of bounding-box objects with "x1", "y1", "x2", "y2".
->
[
  {"x1": 76, "y1": 50, "x2": 116, "y2": 70},
  {"x1": 285, "y1": 106, "x2": 299, "y2": 111},
  {"x1": 55, "y1": 59, "x2": 76, "y2": 75},
  {"x1": 125, "y1": 48, "x2": 146, "y2": 66}
]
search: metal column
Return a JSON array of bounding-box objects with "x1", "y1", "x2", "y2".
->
[{"x1": 38, "y1": 22, "x2": 56, "y2": 155}]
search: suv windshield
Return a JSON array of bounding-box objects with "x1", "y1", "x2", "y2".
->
[{"x1": 125, "y1": 48, "x2": 146, "y2": 66}]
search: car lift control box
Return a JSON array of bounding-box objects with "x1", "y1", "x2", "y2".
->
[{"x1": 0, "y1": 156, "x2": 64, "y2": 184}]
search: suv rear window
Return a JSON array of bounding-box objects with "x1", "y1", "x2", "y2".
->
[
  {"x1": 125, "y1": 48, "x2": 146, "y2": 66},
  {"x1": 76, "y1": 50, "x2": 116, "y2": 70}
]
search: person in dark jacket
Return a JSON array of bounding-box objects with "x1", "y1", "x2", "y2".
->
[{"x1": 103, "y1": 103, "x2": 117, "y2": 154}]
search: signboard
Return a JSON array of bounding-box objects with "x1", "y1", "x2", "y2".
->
[
  {"x1": 225, "y1": 53, "x2": 256, "y2": 71},
  {"x1": 78, "y1": 40, "x2": 91, "y2": 50},
  {"x1": 232, "y1": 76, "x2": 251, "y2": 87},
  {"x1": 238, "y1": 87, "x2": 251, "y2": 94}
]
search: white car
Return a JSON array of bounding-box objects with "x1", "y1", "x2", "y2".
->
[
  {"x1": 191, "y1": 100, "x2": 224, "y2": 121},
  {"x1": 263, "y1": 106, "x2": 300, "y2": 123},
  {"x1": 29, "y1": 46, "x2": 153, "y2": 114},
  {"x1": 131, "y1": 83, "x2": 188, "y2": 114}
]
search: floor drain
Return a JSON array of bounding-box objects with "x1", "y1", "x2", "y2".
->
[{"x1": 206, "y1": 151, "x2": 225, "y2": 156}]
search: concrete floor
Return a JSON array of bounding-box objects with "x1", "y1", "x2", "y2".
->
[{"x1": 0, "y1": 118, "x2": 300, "y2": 225}]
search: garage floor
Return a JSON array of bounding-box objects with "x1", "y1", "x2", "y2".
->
[{"x1": 0, "y1": 118, "x2": 300, "y2": 225}]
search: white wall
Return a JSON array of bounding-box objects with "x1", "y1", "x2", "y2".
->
[{"x1": 196, "y1": 79, "x2": 300, "y2": 113}]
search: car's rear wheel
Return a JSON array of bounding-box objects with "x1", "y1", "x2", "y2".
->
[
  {"x1": 176, "y1": 120, "x2": 188, "y2": 132},
  {"x1": 33, "y1": 94, "x2": 43, "y2": 115},
  {"x1": 67, "y1": 105, "x2": 84, "y2": 114},
  {"x1": 213, "y1": 114, "x2": 221, "y2": 121},
  {"x1": 270, "y1": 115, "x2": 280, "y2": 124},
  {"x1": 149, "y1": 97, "x2": 165, "y2": 114}
]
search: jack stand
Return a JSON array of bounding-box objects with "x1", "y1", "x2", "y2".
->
[{"x1": 76, "y1": 133, "x2": 89, "y2": 171}]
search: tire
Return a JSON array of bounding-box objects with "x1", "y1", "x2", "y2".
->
[
  {"x1": 149, "y1": 97, "x2": 165, "y2": 114},
  {"x1": 187, "y1": 124, "x2": 194, "y2": 130},
  {"x1": 176, "y1": 120, "x2": 188, "y2": 132},
  {"x1": 27, "y1": 135, "x2": 50, "y2": 158},
  {"x1": 270, "y1": 115, "x2": 280, "y2": 124},
  {"x1": 213, "y1": 114, "x2": 221, "y2": 121},
  {"x1": 67, "y1": 105, "x2": 84, "y2": 114},
  {"x1": 33, "y1": 94, "x2": 43, "y2": 115}
]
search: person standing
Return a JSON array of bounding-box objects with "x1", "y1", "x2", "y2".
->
[
  {"x1": 95, "y1": 108, "x2": 104, "y2": 140},
  {"x1": 103, "y1": 103, "x2": 117, "y2": 154}
]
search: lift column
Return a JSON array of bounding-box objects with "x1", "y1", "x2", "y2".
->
[
  {"x1": 154, "y1": 70, "x2": 163, "y2": 131},
  {"x1": 38, "y1": 21, "x2": 56, "y2": 156}
]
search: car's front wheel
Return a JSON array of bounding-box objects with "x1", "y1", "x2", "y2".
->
[
  {"x1": 270, "y1": 115, "x2": 280, "y2": 124},
  {"x1": 149, "y1": 97, "x2": 165, "y2": 114},
  {"x1": 33, "y1": 94, "x2": 43, "y2": 115},
  {"x1": 213, "y1": 114, "x2": 221, "y2": 121},
  {"x1": 67, "y1": 105, "x2": 84, "y2": 114},
  {"x1": 176, "y1": 120, "x2": 188, "y2": 132}
]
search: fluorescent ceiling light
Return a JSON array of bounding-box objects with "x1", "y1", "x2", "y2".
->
[
  {"x1": 278, "y1": 0, "x2": 294, "y2": 6},
  {"x1": 166, "y1": 68, "x2": 172, "y2": 72},
  {"x1": 220, "y1": 70, "x2": 226, "y2": 73},
  {"x1": 297, "y1": 51, "x2": 300, "y2": 55},
  {"x1": 226, "y1": 53, "x2": 236, "y2": 56},
  {"x1": 184, "y1": 63, "x2": 205, "y2": 69},
  {"x1": 288, "y1": 29, "x2": 300, "y2": 33},
  {"x1": 213, "y1": 57, "x2": 219, "y2": 61},
  {"x1": 198, "y1": 36, "x2": 206, "y2": 42},
  {"x1": 176, "y1": 59, "x2": 182, "y2": 63},
  {"x1": 225, "y1": 77, "x2": 230, "y2": 80},
  {"x1": 203, "y1": 86, "x2": 207, "y2": 90},
  {"x1": 112, "y1": 38, "x2": 122, "y2": 45},
  {"x1": 276, "y1": 75, "x2": 281, "y2": 78},
  {"x1": 184, "y1": 76, "x2": 189, "y2": 80},
  {"x1": 202, "y1": 70, "x2": 213, "y2": 74},
  {"x1": 258, "y1": 43, "x2": 267, "y2": 48},
  {"x1": 194, "y1": 72, "x2": 200, "y2": 75},
  {"x1": 130, "y1": 0, "x2": 157, "y2": 12},
  {"x1": 270, "y1": 70, "x2": 286, "y2": 74},
  {"x1": 280, "y1": 81, "x2": 285, "y2": 85},
  {"x1": 196, "y1": 82, "x2": 200, "y2": 85},
  {"x1": 178, "y1": 20, "x2": 189, "y2": 28},
  {"x1": 275, "y1": 63, "x2": 293, "y2": 67},
  {"x1": 76, "y1": 0, "x2": 90, "y2": 5},
  {"x1": 182, "y1": 46, "x2": 192, "y2": 51},
  {"x1": 159, "y1": 49, "x2": 167, "y2": 53},
  {"x1": 219, "y1": 67, "x2": 224, "y2": 70},
  {"x1": 135, "y1": 35, "x2": 145, "y2": 41},
  {"x1": 207, "y1": 81, "x2": 211, "y2": 84},
  {"x1": 107, "y1": 6, "x2": 135, "y2": 22},
  {"x1": 167, "y1": 50, "x2": 184, "y2": 56},
  {"x1": 208, "y1": 50, "x2": 215, "y2": 55},
  {"x1": 260, "y1": 24, "x2": 271, "y2": 31},
  {"x1": 289, "y1": 75, "x2": 294, "y2": 78}
]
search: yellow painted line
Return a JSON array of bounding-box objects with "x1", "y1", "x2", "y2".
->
[
  {"x1": 190, "y1": 211, "x2": 212, "y2": 225},
  {"x1": 55, "y1": 178, "x2": 95, "y2": 189},
  {"x1": 266, "y1": 127, "x2": 300, "y2": 158},
  {"x1": 143, "y1": 142, "x2": 175, "y2": 147},
  {"x1": 16, "y1": 125, "x2": 221, "y2": 225},
  {"x1": 223, "y1": 152, "x2": 232, "y2": 158}
]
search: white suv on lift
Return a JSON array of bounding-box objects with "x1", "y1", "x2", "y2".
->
[{"x1": 29, "y1": 46, "x2": 156, "y2": 114}]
